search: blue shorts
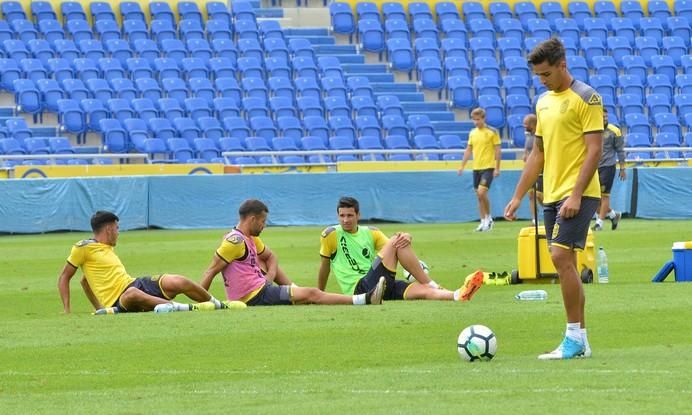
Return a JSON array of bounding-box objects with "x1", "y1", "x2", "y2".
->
[
  {"x1": 598, "y1": 165, "x2": 616, "y2": 195},
  {"x1": 246, "y1": 283, "x2": 292, "y2": 306},
  {"x1": 473, "y1": 168, "x2": 495, "y2": 190},
  {"x1": 114, "y1": 275, "x2": 170, "y2": 311},
  {"x1": 354, "y1": 257, "x2": 410, "y2": 300},
  {"x1": 544, "y1": 197, "x2": 600, "y2": 251}
]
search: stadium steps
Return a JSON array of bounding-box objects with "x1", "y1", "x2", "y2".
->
[
  {"x1": 284, "y1": 28, "x2": 329, "y2": 36},
  {"x1": 285, "y1": 35, "x2": 335, "y2": 45},
  {"x1": 401, "y1": 102, "x2": 449, "y2": 112},
  {"x1": 432, "y1": 121, "x2": 474, "y2": 140}
]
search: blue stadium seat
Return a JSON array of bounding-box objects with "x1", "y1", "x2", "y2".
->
[
  {"x1": 161, "y1": 39, "x2": 188, "y2": 63},
  {"x1": 150, "y1": 2, "x2": 175, "y2": 25},
  {"x1": 540, "y1": 1, "x2": 565, "y2": 29},
  {"x1": 151, "y1": 20, "x2": 177, "y2": 46},
  {"x1": 241, "y1": 77, "x2": 268, "y2": 101},
  {"x1": 167, "y1": 137, "x2": 195, "y2": 163},
  {"x1": 277, "y1": 116, "x2": 304, "y2": 143},
  {"x1": 270, "y1": 96, "x2": 297, "y2": 118},
  {"x1": 469, "y1": 37, "x2": 495, "y2": 59},
  {"x1": 583, "y1": 17, "x2": 608, "y2": 42},
  {"x1": 376, "y1": 95, "x2": 405, "y2": 118},
  {"x1": 515, "y1": 2, "x2": 539, "y2": 29},
  {"x1": 110, "y1": 77, "x2": 137, "y2": 101},
  {"x1": 503, "y1": 56, "x2": 530, "y2": 81},
  {"x1": 272, "y1": 136, "x2": 299, "y2": 152},
  {"x1": 5, "y1": 117, "x2": 32, "y2": 141},
  {"x1": 409, "y1": 2, "x2": 434, "y2": 21},
  {"x1": 19, "y1": 58, "x2": 47, "y2": 83},
  {"x1": 593, "y1": 1, "x2": 618, "y2": 27},
  {"x1": 66, "y1": 19, "x2": 93, "y2": 43},
  {"x1": 625, "y1": 113, "x2": 651, "y2": 137},
  {"x1": 478, "y1": 94, "x2": 505, "y2": 129},
  {"x1": 181, "y1": 57, "x2": 209, "y2": 80},
  {"x1": 648, "y1": 74, "x2": 674, "y2": 98},
  {"x1": 206, "y1": 19, "x2": 232, "y2": 42},
  {"x1": 654, "y1": 112, "x2": 681, "y2": 137},
  {"x1": 135, "y1": 78, "x2": 163, "y2": 102},
  {"x1": 294, "y1": 77, "x2": 321, "y2": 101},
  {"x1": 14, "y1": 79, "x2": 42, "y2": 114},
  {"x1": 474, "y1": 75, "x2": 501, "y2": 97},
  {"x1": 634, "y1": 37, "x2": 660, "y2": 66},
  {"x1": 94, "y1": 20, "x2": 120, "y2": 44},
  {"x1": 48, "y1": 137, "x2": 75, "y2": 154},
  {"x1": 12, "y1": 19, "x2": 39, "y2": 43},
  {"x1": 413, "y1": 18, "x2": 439, "y2": 40},
  {"x1": 185, "y1": 97, "x2": 212, "y2": 119},
  {"x1": 441, "y1": 38, "x2": 467, "y2": 60},
  {"x1": 318, "y1": 57, "x2": 344, "y2": 79},
  {"x1": 264, "y1": 38, "x2": 290, "y2": 61},
  {"x1": 621, "y1": 1, "x2": 644, "y2": 29},
  {"x1": 235, "y1": 19, "x2": 259, "y2": 42},
  {"x1": 468, "y1": 18, "x2": 496, "y2": 45},
  {"x1": 589, "y1": 74, "x2": 616, "y2": 99},
  {"x1": 132, "y1": 98, "x2": 158, "y2": 123},
  {"x1": 126, "y1": 57, "x2": 153, "y2": 79},
  {"x1": 267, "y1": 76, "x2": 295, "y2": 102},
  {"x1": 347, "y1": 76, "x2": 374, "y2": 97},
  {"x1": 382, "y1": 115, "x2": 409, "y2": 138},
  {"x1": 105, "y1": 39, "x2": 134, "y2": 65},
  {"x1": 357, "y1": 19, "x2": 385, "y2": 54},
  {"x1": 357, "y1": 2, "x2": 380, "y2": 21},
  {"x1": 440, "y1": 19, "x2": 468, "y2": 43},
  {"x1": 265, "y1": 57, "x2": 291, "y2": 79},
  {"x1": 662, "y1": 37, "x2": 687, "y2": 66},
  {"x1": 38, "y1": 19, "x2": 64, "y2": 43},
  {"x1": 474, "y1": 56, "x2": 501, "y2": 78},
  {"x1": 436, "y1": 2, "x2": 461, "y2": 24},
  {"x1": 298, "y1": 95, "x2": 326, "y2": 118},
  {"x1": 259, "y1": 20, "x2": 283, "y2": 41},
  {"x1": 505, "y1": 94, "x2": 532, "y2": 116},
  {"x1": 57, "y1": 99, "x2": 86, "y2": 135},
  {"x1": 463, "y1": 1, "x2": 487, "y2": 22},
  {"x1": 448, "y1": 76, "x2": 475, "y2": 109},
  {"x1": 0, "y1": 20, "x2": 12, "y2": 43},
  {"x1": 667, "y1": 17, "x2": 691, "y2": 47},
  {"x1": 497, "y1": 37, "x2": 522, "y2": 60},
  {"x1": 329, "y1": 116, "x2": 357, "y2": 141},
  {"x1": 172, "y1": 117, "x2": 201, "y2": 143},
  {"x1": 329, "y1": 2, "x2": 355, "y2": 37},
  {"x1": 592, "y1": 56, "x2": 618, "y2": 81},
  {"x1": 639, "y1": 17, "x2": 665, "y2": 46},
  {"x1": 444, "y1": 57, "x2": 471, "y2": 79},
  {"x1": 72, "y1": 57, "x2": 99, "y2": 82},
  {"x1": 78, "y1": 39, "x2": 105, "y2": 61},
  {"x1": 0, "y1": 58, "x2": 21, "y2": 91},
  {"x1": 355, "y1": 115, "x2": 381, "y2": 139},
  {"x1": 647, "y1": 93, "x2": 673, "y2": 121},
  {"x1": 351, "y1": 95, "x2": 378, "y2": 117},
  {"x1": 242, "y1": 97, "x2": 269, "y2": 119},
  {"x1": 607, "y1": 36, "x2": 633, "y2": 68},
  {"x1": 154, "y1": 58, "x2": 181, "y2": 80},
  {"x1": 2, "y1": 1, "x2": 26, "y2": 22},
  {"x1": 178, "y1": 1, "x2": 203, "y2": 24},
  {"x1": 195, "y1": 117, "x2": 224, "y2": 141},
  {"x1": 618, "y1": 76, "x2": 645, "y2": 101},
  {"x1": 648, "y1": 1, "x2": 672, "y2": 21},
  {"x1": 382, "y1": 2, "x2": 407, "y2": 21},
  {"x1": 612, "y1": 17, "x2": 637, "y2": 46},
  {"x1": 567, "y1": 55, "x2": 589, "y2": 82},
  {"x1": 4, "y1": 39, "x2": 30, "y2": 60},
  {"x1": 503, "y1": 75, "x2": 530, "y2": 97},
  {"x1": 407, "y1": 114, "x2": 434, "y2": 137},
  {"x1": 161, "y1": 77, "x2": 189, "y2": 105},
  {"x1": 86, "y1": 78, "x2": 114, "y2": 101},
  {"x1": 81, "y1": 98, "x2": 108, "y2": 131},
  {"x1": 107, "y1": 98, "x2": 135, "y2": 123},
  {"x1": 24, "y1": 137, "x2": 50, "y2": 154},
  {"x1": 123, "y1": 20, "x2": 149, "y2": 46},
  {"x1": 32, "y1": 1, "x2": 57, "y2": 22},
  {"x1": 120, "y1": 1, "x2": 146, "y2": 22},
  {"x1": 555, "y1": 18, "x2": 580, "y2": 43},
  {"x1": 213, "y1": 97, "x2": 240, "y2": 119},
  {"x1": 222, "y1": 116, "x2": 251, "y2": 139},
  {"x1": 238, "y1": 38, "x2": 264, "y2": 62},
  {"x1": 567, "y1": 1, "x2": 592, "y2": 30},
  {"x1": 148, "y1": 117, "x2": 176, "y2": 140},
  {"x1": 674, "y1": 93, "x2": 692, "y2": 121},
  {"x1": 301, "y1": 136, "x2": 329, "y2": 163},
  {"x1": 489, "y1": 2, "x2": 513, "y2": 28},
  {"x1": 231, "y1": 1, "x2": 256, "y2": 23},
  {"x1": 580, "y1": 37, "x2": 606, "y2": 66},
  {"x1": 36, "y1": 78, "x2": 64, "y2": 112},
  {"x1": 415, "y1": 37, "x2": 441, "y2": 60},
  {"x1": 417, "y1": 57, "x2": 445, "y2": 94}
]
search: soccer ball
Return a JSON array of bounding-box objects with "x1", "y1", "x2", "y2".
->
[
  {"x1": 403, "y1": 260, "x2": 429, "y2": 282},
  {"x1": 457, "y1": 324, "x2": 497, "y2": 361}
]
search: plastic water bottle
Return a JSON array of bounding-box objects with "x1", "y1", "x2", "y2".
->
[
  {"x1": 514, "y1": 290, "x2": 548, "y2": 301},
  {"x1": 598, "y1": 246, "x2": 609, "y2": 284}
]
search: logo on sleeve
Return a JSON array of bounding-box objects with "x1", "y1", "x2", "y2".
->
[
  {"x1": 588, "y1": 93, "x2": 602, "y2": 105},
  {"x1": 226, "y1": 234, "x2": 243, "y2": 244}
]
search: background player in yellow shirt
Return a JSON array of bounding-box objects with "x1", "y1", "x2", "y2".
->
[
  {"x1": 57, "y1": 211, "x2": 222, "y2": 314},
  {"x1": 458, "y1": 107, "x2": 501, "y2": 232},
  {"x1": 504, "y1": 38, "x2": 603, "y2": 360}
]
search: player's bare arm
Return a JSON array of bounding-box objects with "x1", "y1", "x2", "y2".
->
[
  {"x1": 80, "y1": 277, "x2": 102, "y2": 310},
  {"x1": 57, "y1": 263, "x2": 78, "y2": 314},
  {"x1": 560, "y1": 132, "x2": 602, "y2": 219},
  {"x1": 317, "y1": 256, "x2": 331, "y2": 291},
  {"x1": 505, "y1": 136, "x2": 545, "y2": 220},
  {"x1": 200, "y1": 254, "x2": 228, "y2": 290}
]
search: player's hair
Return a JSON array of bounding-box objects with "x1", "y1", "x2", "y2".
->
[
  {"x1": 471, "y1": 107, "x2": 486, "y2": 118},
  {"x1": 91, "y1": 211, "x2": 119, "y2": 232},
  {"x1": 527, "y1": 38, "x2": 565, "y2": 67},
  {"x1": 239, "y1": 199, "x2": 269, "y2": 218},
  {"x1": 337, "y1": 196, "x2": 359, "y2": 213}
]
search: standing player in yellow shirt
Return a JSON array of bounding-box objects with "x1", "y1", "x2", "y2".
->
[
  {"x1": 458, "y1": 108, "x2": 501, "y2": 232},
  {"x1": 504, "y1": 38, "x2": 603, "y2": 360},
  {"x1": 57, "y1": 211, "x2": 222, "y2": 314}
]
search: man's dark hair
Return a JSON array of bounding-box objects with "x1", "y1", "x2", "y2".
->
[
  {"x1": 337, "y1": 196, "x2": 360, "y2": 213},
  {"x1": 91, "y1": 211, "x2": 119, "y2": 232},
  {"x1": 239, "y1": 199, "x2": 269, "y2": 218},
  {"x1": 527, "y1": 38, "x2": 566, "y2": 66}
]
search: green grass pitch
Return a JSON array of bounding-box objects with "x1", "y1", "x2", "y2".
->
[{"x1": 1, "y1": 220, "x2": 691, "y2": 414}]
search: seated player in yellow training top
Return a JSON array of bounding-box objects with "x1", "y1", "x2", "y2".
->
[
  {"x1": 57, "y1": 211, "x2": 223, "y2": 314},
  {"x1": 200, "y1": 199, "x2": 385, "y2": 306},
  {"x1": 317, "y1": 196, "x2": 484, "y2": 302}
]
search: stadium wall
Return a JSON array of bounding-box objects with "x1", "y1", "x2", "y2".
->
[{"x1": 3, "y1": 167, "x2": 684, "y2": 233}]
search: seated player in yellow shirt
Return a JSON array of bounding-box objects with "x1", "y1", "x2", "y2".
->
[{"x1": 57, "y1": 211, "x2": 223, "y2": 314}]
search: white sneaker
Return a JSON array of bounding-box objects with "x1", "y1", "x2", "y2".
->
[
  {"x1": 154, "y1": 303, "x2": 175, "y2": 313},
  {"x1": 475, "y1": 222, "x2": 485, "y2": 232},
  {"x1": 538, "y1": 336, "x2": 585, "y2": 360}
]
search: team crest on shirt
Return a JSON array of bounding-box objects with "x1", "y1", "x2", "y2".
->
[
  {"x1": 560, "y1": 100, "x2": 569, "y2": 113},
  {"x1": 588, "y1": 93, "x2": 602, "y2": 105},
  {"x1": 226, "y1": 234, "x2": 243, "y2": 244}
]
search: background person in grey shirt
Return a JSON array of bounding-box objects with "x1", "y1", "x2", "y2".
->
[{"x1": 593, "y1": 108, "x2": 626, "y2": 231}]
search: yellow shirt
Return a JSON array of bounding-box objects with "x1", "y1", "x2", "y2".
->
[
  {"x1": 468, "y1": 126, "x2": 501, "y2": 170},
  {"x1": 66, "y1": 239, "x2": 135, "y2": 308},
  {"x1": 535, "y1": 80, "x2": 603, "y2": 204},
  {"x1": 216, "y1": 234, "x2": 266, "y2": 262}
]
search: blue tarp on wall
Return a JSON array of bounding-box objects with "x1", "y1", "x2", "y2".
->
[{"x1": 0, "y1": 167, "x2": 676, "y2": 234}]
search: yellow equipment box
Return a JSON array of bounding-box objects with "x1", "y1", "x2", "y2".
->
[{"x1": 511, "y1": 225, "x2": 596, "y2": 284}]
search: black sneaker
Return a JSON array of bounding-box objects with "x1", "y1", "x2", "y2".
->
[{"x1": 611, "y1": 212, "x2": 621, "y2": 230}]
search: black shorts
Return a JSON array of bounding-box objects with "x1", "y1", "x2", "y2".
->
[
  {"x1": 473, "y1": 168, "x2": 495, "y2": 190},
  {"x1": 544, "y1": 197, "x2": 600, "y2": 251},
  {"x1": 246, "y1": 283, "x2": 292, "y2": 306},
  {"x1": 598, "y1": 165, "x2": 616, "y2": 195},
  {"x1": 114, "y1": 275, "x2": 169, "y2": 310},
  {"x1": 529, "y1": 174, "x2": 543, "y2": 194},
  {"x1": 354, "y1": 256, "x2": 410, "y2": 300}
]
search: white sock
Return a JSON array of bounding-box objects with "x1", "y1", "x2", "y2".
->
[
  {"x1": 566, "y1": 322, "x2": 582, "y2": 342},
  {"x1": 480, "y1": 217, "x2": 486, "y2": 226},
  {"x1": 352, "y1": 293, "x2": 366, "y2": 305},
  {"x1": 172, "y1": 302, "x2": 190, "y2": 311},
  {"x1": 581, "y1": 328, "x2": 590, "y2": 349},
  {"x1": 209, "y1": 296, "x2": 223, "y2": 309},
  {"x1": 487, "y1": 215, "x2": 493, "y2": 222},
  {"x1": 607, "y1": 210, "x2": 616, "y2": 219},
  {"x1": 453, "y1": 289, "x2": 461, "y2": 301}
]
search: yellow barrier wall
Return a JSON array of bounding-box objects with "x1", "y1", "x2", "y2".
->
[{"x1": 12, "y1": 163, "x2": 224, "y2": 178}]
